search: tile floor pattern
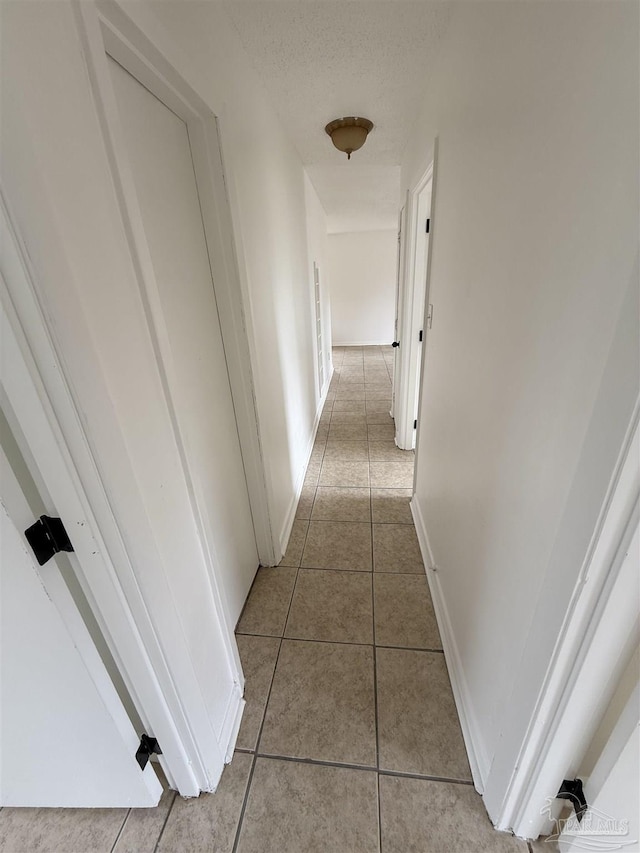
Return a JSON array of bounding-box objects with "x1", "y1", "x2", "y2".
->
[{"x1": 0, "y1": 347, "x2": 546, "y2": 852}]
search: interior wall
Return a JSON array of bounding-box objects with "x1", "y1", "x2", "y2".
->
[
  {"x1": 126, "y1": 0, "x2": 331, "y2": 554},
  {"x1": 328, "y1": 230, "x2": 397, "y2": 346},
  {"x1": 403, "y1": 0, "x2": 639, "y2": 803}
]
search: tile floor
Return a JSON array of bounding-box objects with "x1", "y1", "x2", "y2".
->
[{"x1": 0, "y1": 346, "x2": 546, "y2": 852}]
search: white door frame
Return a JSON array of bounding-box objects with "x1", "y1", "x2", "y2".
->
[
  {"x1": 486, "y1": 404, "x2": 640, "y2": 839},
  {"x1": 76, "y1": 0, "x2": 276, "y2": 569},
  {"x1": 395, "y1": 162, "x2": 433, "y2": 450},
  {"x1": 391, "y1": 197, "x2": 407, "y2": 420},
  {"x1": 0, "y1": 196, "x2": 200, "y2": 795}
]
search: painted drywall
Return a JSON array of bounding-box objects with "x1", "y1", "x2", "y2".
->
[
  {"x1": 404, "y1": 0, "x2": 639, "y2": 808},
  {"x1": 124, "y1": 0, "x2": 330, "y2": 555},
  {"x1": 328, "y1": 230, "x2": 397, "y2": 345}
]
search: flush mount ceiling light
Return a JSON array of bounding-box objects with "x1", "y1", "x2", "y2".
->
[{"x1": 325, "y1": 116, "x2": 374, "y2": 160}]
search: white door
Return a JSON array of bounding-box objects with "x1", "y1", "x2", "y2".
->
[
  {"x1": 0, "y1": 405, "x2": 162, "y2": 808},
  {"x1": 391, "y1": 201, "x2": 406, "y2": 418},
  {"x1": 106, "y1": 56, "x2": 258, "y2": 624},
  {"x1": 395, "y1": 169, "x2": 432, "y2": 451}
]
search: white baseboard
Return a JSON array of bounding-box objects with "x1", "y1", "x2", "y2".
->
[
  {"x1": 410, "y1": 496, "x2": 491, "y2": 792},
  {"x1": 334, "y1": 340, "x2": 392, "y2": 347},
  {"x1": 278, "y1": 369, "x2": 333, "y2": 557},
  {"x1": 220, "y1": 683, "x2": 245, "y2": 765}
]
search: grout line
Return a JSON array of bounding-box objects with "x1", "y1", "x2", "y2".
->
[
  {"x1": 231, "y1": 476, "x2": 315, "y2": 849},
  {"x1": 376, "y1": 768, "x2": 383, "y2": 853},
  {"x1": 237, "y1": 631, "x2": 443, "y2": 654},
  {"x1": 152, "y1": 791, "x2": 176, "y2": 853},
  {"x1": 256, "y1": 753, "x2": 377, "y2": 773},
  {"x1": 252, "y1": 752, "x2": 475, "y2": 787},
  {"x1": 377, "y1": 768, "x2": 475, "y2": 786},
  {"x1": 231, "y1": 635, "x2": 283, "y2": 853},
  {"x1": 109, "y1": 809, "x2": 131, "y2": 853}
]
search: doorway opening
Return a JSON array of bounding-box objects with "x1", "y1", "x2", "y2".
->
[{"x1": 393, "y1": 162, "x2": 434, "y2": 453}]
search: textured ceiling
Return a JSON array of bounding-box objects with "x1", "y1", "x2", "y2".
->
[{"x1": 222, "y1": 1, "x2": 451, "y2": 232}]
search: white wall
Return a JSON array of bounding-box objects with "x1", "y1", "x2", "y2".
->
[
  {"x1": 404, "y1": 0, "x2": 639, "y2": 812},
  {"x1": 328, "y1": 230, "x2": 397, "y2": 346}
]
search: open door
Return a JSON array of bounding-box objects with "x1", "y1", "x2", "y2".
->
[
  {"x1": 0, "y1": 295, "x2": 162, "y2": 806},
  {"x1": 395, "y1": 165, "x2": 433, "y2": 450},
  {"x1": 391, "y1": 198, "x2": 407, "y2": 419}
]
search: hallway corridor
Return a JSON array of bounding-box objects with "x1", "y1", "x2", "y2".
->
[{"x1": 222, "y1": 346, "x2": 529, "y2": 851}]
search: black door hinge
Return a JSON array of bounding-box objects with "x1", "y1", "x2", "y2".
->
[
  {"x1": 136, "y1": 734, "x2": 162, "y2": 770},
  {"x1": 413, "y1": 419, "x2": 417, "y2": 429},
  {"x1": 392, "y1": 341, "x2": 400, "y2": 348},
  {"x1": 425, "y1": 218, "x2": 430, "y2": 234},
  {"x1": 557, "y1": 779, "x2": 588, "y2": 823},
  {"x1": 24, "y1": 515, "x2": 74, "y2": 566},
  {"x1": 419, "y1": 330, "x2": 423, "y2": 342}
]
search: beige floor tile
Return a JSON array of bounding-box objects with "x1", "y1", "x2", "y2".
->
[
  {"x1": 285, "y1": 569, "x2": 373, "y2": 643},
  {"x1": 327, "y1": 422, "x2": 369, "y2": 440},
  {"x1": 279, "y1": 519, "x2": 309, "y2": 566},
  {"x1": 236, "y1": 758, "x2": 378, "y2": 853},
  {"x1": 315, "y1": 421, "x2": 329, "y2": 439},
  {"x1": 323, "y1": 440, "x2": 369, "y2": 462},
  {"x1": 377, "y1": 648, "x2": 471, "y2": 779},
  {"x1": 373, "y1": 523, "x2": 424, "y2": 573},
  {"x1": 368, "y1": 423, "x2": 396, "y2": 441},
  {"x1": 311, "y1": 486, "x2": 371, "y2": 522},
  {"x1": 260, "y1": 640, "x2": 376, "y2": 766},
  {"x1": 366, "y1": 399, "x2": 392, "y2": 413},
  {"x1": 302, "y1": 466, "x2": 320, "y2": 488},
  {"x1": 319, "y1": 458, "x2": 370, "y2": 487},
  {"x1": 330, "y1": 411, "x2": 367, "y2": 424},
  {"x1": 113, "y1": 777, "x2": 175, "y2": 853},
  {"x1": 308, "y1": 445, "x2": 325, "y2": 465},
  {"x1": 365, "y1": 390, "x2": 392, "y2": 400},
  {"x1": 379, "y1": 775, "x2": 527, "y2": 852},
  {"x1": 305, "y1": 458, "x2": 322, "y2": 481},
  {"x1": 335, "y1": 389, "x2": 366, "y2": 401},
  {"x1": 338, "y1": 381, "x2": 365, "y2": 392},
  {"x1": 313, "y1": 434, "x2": 327, "y2": 450},
  {"x1": 157, "y1": 753, "x2": 252, "y2": 853},
  {"x1": 370, "y1": 458, "x2": 415, "y2": 489},
  {"x1": 371, "y1": 488, "x2": 413, "y2": 523},
  {"x1": 333, "y1": 399, "x2": 366, "y2": 413},
  {"x1": 366, "y1": 411, "x2": 394, "y2": 424},
  {"x1": 0, "y1": 808, "x2": 128, "y2": 853},
  {"x1": 301, "y1": 520, "x2": 372, "y2": 571},
  {"x1": 368, "y1": 441, "x2": 412, "y2": 462},
  {"x1": 374, "y1": 574, "x2": 441, "y2": 649},
  {"x1": 235, "y1": 634, "x2": 281, "y2": 750},
  {"x1": 236, "y1": 567, "x2": 297, "y2": 636},
  {"x1": 529, "y1": 836, "x2": 560, "y2": 852},
  {"x1": 295, "y1": 485, "x2": 316, "y2": 520}
]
